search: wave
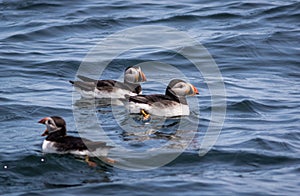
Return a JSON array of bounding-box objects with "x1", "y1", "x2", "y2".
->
[
  {"x1": 0, "y1": 153, "x2": 112, "y2": 194},
  {"x1": 227, "y1": 99, "x2": 277, "y2": 114},
  {"x1": 1, "y1": 0, "x2": 62, "y2": 10},
  {"x1": 0, "y1": 0, "x2": 299, "y2": 194},
  {"x1": 170, "y1": 146, "x2": 299, "y2": 167},
  {"x1": 0, "y1": 104, "x2": 72, "y2": 122},
  {"x1": 146, "y1": 12, "x2": 241, "y2": 24},
  {"x1": 3, "y1": 17, "x2": 119, "y2": 41},
  {"x1": 261, "y1": 2, "x2": 300, "y2": 16}
]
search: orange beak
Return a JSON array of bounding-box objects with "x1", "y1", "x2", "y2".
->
[
  {"x1": 139, "y1": 71, "x2": 147, "y2": 82},
  {"x1": 192, "y1": 85, "x2": 199, "y2": 95},
  {"x1": 186, "y1": 84, "x2": 199, "y2": 96},
  {"x1": 136, "y1": 69, "x2": 147, "y2": 82},
  {"x1": 38, "y1": 117, "x2": 49, "y2": 124},
  {"x1": 38, "y1": 117, "x2": 49, "y2": 136}
]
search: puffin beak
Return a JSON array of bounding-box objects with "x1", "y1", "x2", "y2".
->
[
  {"x1": 38, "y1": 117, "x2": 49, "y2": 124},
  {"x1": 38, "y1": 117, "x2": 50, "y2": 136},
  {"x1": 135, "y1": 67, "x2": 147, "y2": 82},
  {"x1": 189, "y1": 84, "x2": 199, "y2": 95},
  {"x1": 193, "y1": 85, "x2": 199, "y2": 95},
  {"x1": 139, "y1": 71, "x2": 147, "y2": 82}
]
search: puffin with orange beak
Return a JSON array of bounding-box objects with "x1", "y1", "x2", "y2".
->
[
  {"x1": 70, "y1": 66, "x2": 147, "y2": 99},
  {"x1": 38, "y1": 116, "x2": 114, "y2": 167},
  {"x1": 127, "y1": 79, "x2": 199, "y2": 119}
]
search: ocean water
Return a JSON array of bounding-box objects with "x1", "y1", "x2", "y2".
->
[{"x1": 0, "y1": 0, "x2": 299, "y2": 195}]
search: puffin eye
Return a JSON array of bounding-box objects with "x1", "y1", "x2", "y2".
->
[{"x1": 178, "y1": 84, "x2": 184, "y2": 88}]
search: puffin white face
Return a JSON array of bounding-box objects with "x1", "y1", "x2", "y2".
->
[
  {"x1": 124, "y1": 66, "x2": 147, "y2": 83},
  {"x1": 171, "y1": 81, "x2": 199, "y2": 96},
  {"x1": 38, "y1": 117, "x2": 64, "y2": 136}
]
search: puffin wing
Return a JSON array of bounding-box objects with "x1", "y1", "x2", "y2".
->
[
  {"x1": 129, "y1": 94, "x2": 169, "y2": 104},
  {"x1": 83, "y1": 140, "x2": 112, "y2": 151},
  {"x1": 54, "y1": 136, "x2": 89, "y2": 151},
  {"x1": 96, "y1": 80, "x2": 117, "y2": 92},
  {"x1": 77, "y1": 75, "x2": 97, "y2": 83},
  {"x1": 69, "y1": 75, "x2": 98, "y2": 91},
  {"x1": 54, "y1": 136, "x2": 111, "y2": 152},
  {"x1": 70, "y1": 80, "x2": 96, "y2": 91},
  {"x1": 70, "y1": 77, "x2": 119, "y2": 92}
]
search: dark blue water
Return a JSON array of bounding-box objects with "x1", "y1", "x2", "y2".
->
[{"x1": 1, "y1": 0, "x2": 299, "y2": 195}]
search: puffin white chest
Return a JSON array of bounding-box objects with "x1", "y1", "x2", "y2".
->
[{"x1": 42, "y1": 140, "x2": 58, "y2": 153}]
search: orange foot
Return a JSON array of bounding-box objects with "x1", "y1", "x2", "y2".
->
[
  {"x1": 85, "y1": 156, "x2": 97, "y2": 167},
  {"x1": 102, "y1": 157, "x2": 116, "y2": 164},
  {"x1": 140, "y1": 109, "x2": 151, "y2": 121}
]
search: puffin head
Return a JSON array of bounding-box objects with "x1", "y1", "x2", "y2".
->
[
  {"x1": 124, "y1": 66, "x2": 147, "y2": 84},
  {"x1": 167, "y1": 79, "x2": 199, "y2": 96},
  {"x1": 38, "y1": 116, "x2": 67, "y2": 136}
]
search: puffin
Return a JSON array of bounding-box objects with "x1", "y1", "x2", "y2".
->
[
  {"x1": 38, "y1": 116, "x2": 114, "y2": 166},
  {"x1": 70, "y1": 66, "x2": 147, "y2": 99},
  {"x1": 127, "y1": 79, "x2": 199, "y2": 119}
]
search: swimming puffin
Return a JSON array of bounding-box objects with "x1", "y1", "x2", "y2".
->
[
  {"x1": 38, "y1": 116, "x2": 114, "y2": 166},
  {"x1": 127, "y1": 79, "x2": 199, "y2": 119},
  {"x1": 70, "y1": 66, "x2": 147, "y2": 99}
]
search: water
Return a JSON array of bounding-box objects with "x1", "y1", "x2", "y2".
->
[{"x1": 0, "y1": 0, "x2": 299, "y2": 195}]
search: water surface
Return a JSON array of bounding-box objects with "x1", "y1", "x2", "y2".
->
[{"x1": 0, "y1": 0, "x2": 299, "y2": 195}]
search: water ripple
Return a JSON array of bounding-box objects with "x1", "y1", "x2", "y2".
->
[{"x1": 0, "y1": 0, "x2": 299, "y2": 195}]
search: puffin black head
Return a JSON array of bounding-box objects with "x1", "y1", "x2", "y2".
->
[
  {"x1": 38, "y1": 116, "x2": 67, "y2": 136},
  {"x1": 166, "y1": 79, "x2": 199, "y2": 96},
  {"x1": 124, "y1": 66, "x2": 147, "y2": 83},
  {"x1": 167, "y1": 79, "x2": 186, "y2": 88}
]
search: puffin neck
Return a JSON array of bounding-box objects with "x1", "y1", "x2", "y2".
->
[
  {"x1": 123, "y1": 79, "x2": 134, "y2": 85},
  {"x1": 123, "y1": 80, "x2": 141, "y2": 92}
]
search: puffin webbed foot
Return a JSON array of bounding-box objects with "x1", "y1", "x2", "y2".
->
[
  {"x1": 85, "y1": 156, "x2": 97, "y2": 167},
  {"x1": 140, "y1": 109, "x2": 151, "y2": 121},
  {"x1": 101, "y1": 157, "x2": 116, "y2": 164}
]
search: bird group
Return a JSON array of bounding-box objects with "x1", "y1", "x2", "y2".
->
[{"x1": 38, "y1": 66, "x2": 199, "y2": 166}]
